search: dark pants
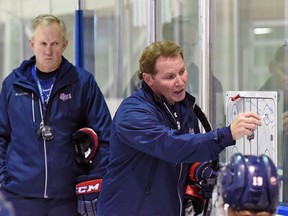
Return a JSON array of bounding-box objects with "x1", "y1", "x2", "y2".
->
[{"x1": 2, "y1": 189, "x2": 78, "y2": 216}]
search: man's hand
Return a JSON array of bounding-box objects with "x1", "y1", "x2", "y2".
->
[{"x1": 230, "y1": 112, "x2": 262, "y2": 140}]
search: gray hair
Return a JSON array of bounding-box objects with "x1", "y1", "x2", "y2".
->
[{"x1": 31, "y1": 14, "x2": 67, "y2": 40}]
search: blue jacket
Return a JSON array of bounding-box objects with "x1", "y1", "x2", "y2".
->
[
  {"x1": 0, "y1": 56, "x2": 111, "y2": 198},
  {"x1": 97, "y1": 81, "x2": 234, "y2": 216}
]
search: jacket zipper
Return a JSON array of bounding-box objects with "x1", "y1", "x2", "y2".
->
[
  {"x1": 38, "y1": 99, "x2": 49, "y2": 198},
  {"x1": 163, "y1": 102, "x2": 183, "y2": 215},
  {"x1": 177, "y1": 163, "x2": 183, "y2": 216},
  {"x1": 136, "y1": 160, "x2": 156, "y2": 215},
  {"x1": 32, "y1": 93, "x2": 35, "y2": 122},
  {"x1": 163, "y1": 102, "x2": 180, "y2": 130},
  {"x1": 43, "y1": 139, "x2": 48, "y2": 198}
]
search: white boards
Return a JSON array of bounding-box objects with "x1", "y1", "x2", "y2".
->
[{"x1": 226, "y1": 91, "x2": 278, "y2": 165}]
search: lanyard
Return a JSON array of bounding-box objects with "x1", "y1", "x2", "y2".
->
[{"x1": 32, "y1": 65, "x2": 56, "y2": 110}]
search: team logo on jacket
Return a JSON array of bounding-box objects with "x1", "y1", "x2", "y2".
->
[
  {"x1": 189, "y1": 128, "x2": 195, "y2": 134},
  {"x1": 15, "y1": 92, "x2": 29, "y2": 96},
  {"x1": 59, "y1": 93, "x2": 72, "y2": 101}
]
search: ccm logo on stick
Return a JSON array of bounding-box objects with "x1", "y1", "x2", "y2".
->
[{"x1": 76, "y1": 179, "x2": 102, "y2": 195}]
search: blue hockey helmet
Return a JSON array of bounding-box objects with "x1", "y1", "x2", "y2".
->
[{"x1": 219, "y1": 153, "x2": 279, "y2": 213}]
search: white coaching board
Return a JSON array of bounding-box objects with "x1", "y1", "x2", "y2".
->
[{"x1": 226, "y1": 91, "x2": 278, "y2": 165}]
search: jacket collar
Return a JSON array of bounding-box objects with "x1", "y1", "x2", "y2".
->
[
  {"x1": 14, "y1": 56, "x2": 77, "y2": 88},
  {"x1": 141, "y1": 80, "x2": 196, "y2": 110}
]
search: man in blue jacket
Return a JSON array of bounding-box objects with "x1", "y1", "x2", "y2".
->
[
  {"x1": 0, "y1": 14, "x2": 112, "y2": 216},
  {"x1": 97, "y1": 40, "x2": 262, "y2": 216}
]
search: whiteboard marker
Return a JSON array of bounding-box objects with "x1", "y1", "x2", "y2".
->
[{"x1": 231, "y1": 94, "x2": 240, "y2": 101}]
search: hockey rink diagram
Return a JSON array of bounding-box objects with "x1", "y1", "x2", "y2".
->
[{"x1": 226, "y1": 91, "x2": 278, "y2": 165}]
